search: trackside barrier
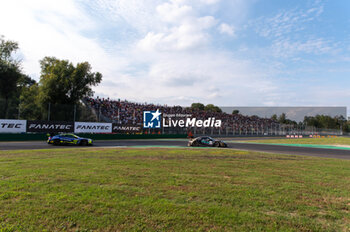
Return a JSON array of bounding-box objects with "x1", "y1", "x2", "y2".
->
[
  {"x1": 308, "y1": 135, "x2": 338, "y2": 138},
  {"x1": 286, "y1": 135, "x2": 341, "y2": 139},
  {"x1": 285, "y1": 135, "x2": 303, "y2": 138},
  {"x1": 1, "y1": 120, "x2": 124, "y2": 134},
  {"x1": 1, "y1": 120, "x2": 141, "y2": 134}
]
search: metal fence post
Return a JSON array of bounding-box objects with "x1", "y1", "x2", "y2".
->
[
  {"x1": 73, "y1": 104, "x2": 76, "y2": 122},
  {"x1": 18, "y1": 103, "x2": 20, "y2": 119}
]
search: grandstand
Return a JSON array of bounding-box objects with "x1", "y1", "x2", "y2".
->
[{"x1": 84, "y1": 97, "x2": 281, "y2": 135}]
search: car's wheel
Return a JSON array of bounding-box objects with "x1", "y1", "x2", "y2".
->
[
  {"x1": 214, "y1": 142, "x2": 220, "y2": 147},
  {"x1": 80, "y1": 140, "x2": 88, "y2": 146},
  {"x1": 53, "y1": 139, "x2": 60, "y2": 146},
  {"x1": 194, "y1": 141, "x2": 200, "y2": 146}
]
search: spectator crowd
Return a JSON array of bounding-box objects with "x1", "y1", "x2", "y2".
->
[{"x1": 84, "y1": 97, "x2": 280, "y2": 133}]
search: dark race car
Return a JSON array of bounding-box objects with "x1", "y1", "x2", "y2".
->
[
  {"x1": 47, "y1": 133, "x2": 93, "y2": 146},
  {"x1": 188, "y1": 136, "x2": 227, "y2": 148}
]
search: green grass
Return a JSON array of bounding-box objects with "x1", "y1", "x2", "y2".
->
[
  {"x1": 238, "y1": 137, "x2": 350, "y2": 146},
  {"x1": 0, "y1": 148, "x2": 350, "y2": 231}
]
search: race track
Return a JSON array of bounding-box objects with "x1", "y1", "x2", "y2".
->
[{"x1": 1, "y1": 138, "x2": 350, "y2": 160}]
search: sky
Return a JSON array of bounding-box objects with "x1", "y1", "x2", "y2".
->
[{"x1": 1, "y1": 0, "x2": 350, "y2": 114}]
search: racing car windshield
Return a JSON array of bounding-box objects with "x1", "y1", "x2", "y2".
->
[{"x1": 64, "y1": 134, "x2": 79, "y2": 138}]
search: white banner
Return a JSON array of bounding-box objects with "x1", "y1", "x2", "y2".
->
[
  {"x1": 0, "y1": 119, "x2": 27, "y2": 133},
  {"x1": 74, "y1": 122, "x2": 112, "y2": 133}
]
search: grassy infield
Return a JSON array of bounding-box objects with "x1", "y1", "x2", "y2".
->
[{"x1": 0, "y1": 139, "x2": 350, "y2": 231}]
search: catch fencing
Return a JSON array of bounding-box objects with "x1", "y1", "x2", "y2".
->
[
  {"x1": 162, "y1": 125, "x2": 342, "y2": 137},
  {"x1": 0, "y1": 119, "x2": 343, "y2": 136}
]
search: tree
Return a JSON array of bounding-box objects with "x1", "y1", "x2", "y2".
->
[
  {"x1": 271, "y1": 114, "x2": 278, "y2": 121},
  {"x1": 17, "y1": 74, "x2": 36, "y2": 89},
  {"x1": 19, "y1": 84, "x2": 42, "y2": 120},
  {"x1": 38, "y1": 57, "x2": 102, "y2": 105},
  {"x1": 304, "y1": 114, "x2": 345, "y2": 130},
  {"x1": 0, "y1": 36, "x2": 19, "y2": 65},
  {"x1": 204, "y1": 104, "x2": 222, "y2": 113},
  {"x1": 0, "y1": 36, "x2": 22, "y2": 118},
  {"x1": 28, "y1": 57, "x2": 103, "y2": 121},
  {"x1": 191, "y1": 103, "x2": 205, "y2": 111},
  {"x1": 343, "y1": 120, "x2": 350, "y2": 133},
  {"x1": 232, "y1": 110, "x2": 240, "y2": 114},
  {"x1": 278, "y1": 113, "x2": 286, "y2": 124}
]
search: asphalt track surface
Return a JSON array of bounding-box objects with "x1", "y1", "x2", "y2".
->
[{"x1": 1, "y1": 138, "x2": 350, "y2": 160}]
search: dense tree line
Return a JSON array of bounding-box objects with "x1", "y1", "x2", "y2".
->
[
  {"x1": 271, "y1": 113, "x2": 298, "y2": 125},
  {"x1": 270, "y1": 113, "x2": 350, "y2": 132},
  {"x1": 0, "y1": 36, "x2": 102, "y2": 121},
  {"x1": 190, "y1": 103, "x2": 222, "y2": 113},
  {"x1": 304, "y1": 115, "x2": 349, "y2": 132}
]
